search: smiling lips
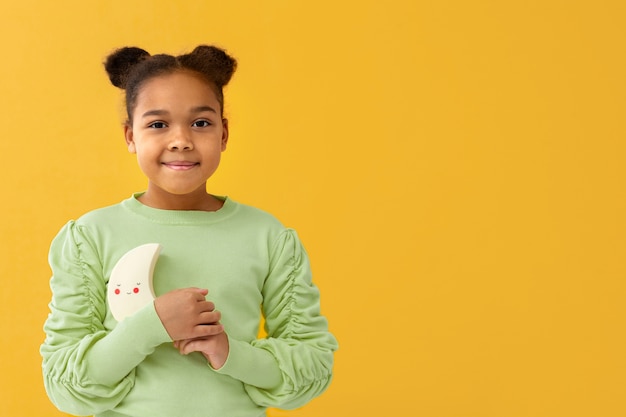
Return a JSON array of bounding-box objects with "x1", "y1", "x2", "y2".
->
[{"x1": 162, "y1": 161, "x2": 199, "y2": 171}]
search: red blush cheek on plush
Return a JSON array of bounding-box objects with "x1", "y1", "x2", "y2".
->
[
  {"x1": 133, "y1": 287, "x2": 139, "y2": 294},
  {"x1": 115, "y1": 289, "x2": 120, "y2": 295}
]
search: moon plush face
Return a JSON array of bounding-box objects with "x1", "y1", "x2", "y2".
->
[
  {"x1": 107, "y1": 243, "x2": 162, "y2": 321},
  {"x1": 112, "y1": 279, "x2": 145, "y2": 296}
]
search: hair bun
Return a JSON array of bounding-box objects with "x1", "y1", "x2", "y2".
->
[
  {"x1": 179, "y1": 45, "x2": 237, "y2": 88},
  {"x1": 104, "y1": 47, "x2": 151, "y2": 88}
]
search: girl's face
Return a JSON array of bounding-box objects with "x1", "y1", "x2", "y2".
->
[{"x1": 124, "y1": 71, "x2": 228, "y2": 209}]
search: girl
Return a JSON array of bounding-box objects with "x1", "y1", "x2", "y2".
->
[{"x1": 40, "y1": 45, "x2": 338, "y2": 417}]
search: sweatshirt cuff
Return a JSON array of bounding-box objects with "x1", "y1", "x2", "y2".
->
[
  {"x1": 86, "y1": 301, "x2": 172, "y2": 385},
  {"x1": 121, "y1": 301, "x2": 173, "y2": 347},
  {"x1": 211, "y1": 336, "x2": 282, "y2": 389}
]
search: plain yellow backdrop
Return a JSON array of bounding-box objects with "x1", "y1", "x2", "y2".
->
[{"x1": 1, "y1": 1, "x2": 625, "y2": 416}]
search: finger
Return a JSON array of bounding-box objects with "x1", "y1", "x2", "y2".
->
[
  {"x1": 186, "y1": 288, "x2": 209, "y2": 301},
  {"x1": 175, "y1": 338, "x2": 194, "y2": 354},
  {"x1": 192, "y1": 323, "x2": 224, "y2": 338},
  {"x1": 173, "y1": 339, "x2": 183, "y2": 353},
  {"x1": 198, "y1": 310, "x2": 221, "y2": 324},
  {"x1": 176, "y1": 337, "x2": 207, "y2": 353},
  {"x1": 191, "y1": 287, "x2": 209, "y2": 301},
  {"x1": 188, "y1": 287, "x2": 209, "y2": 295},
  {"x1": 180, "y1": 339, "x2": 201, "y2": 355},
  {"x1": 196, "y1": 301, "x2": 216, "y2": 312},
  {"x1": 181, "y1": 339, "x2": 216, "y2": 355},
  {"x1": 173, "y1": 340, "x2": 187, "y2": 351}
]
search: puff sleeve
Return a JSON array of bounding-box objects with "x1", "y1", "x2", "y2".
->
[
  {"x1": 214, "y1": 229, "x2": 338, "y2": 409},
  {"x1": 40, "y1": 221, "x2": 171, "y2": 416}
]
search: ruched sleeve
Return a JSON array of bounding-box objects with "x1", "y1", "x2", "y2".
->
[
  {"x1": 215, "y1": 229, "x2": 338, "y2": 409},
  {"x1": 40, "y1": 221, "x2": 171, "y2": 416}
]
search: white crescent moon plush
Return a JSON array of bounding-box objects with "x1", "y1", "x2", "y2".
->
[{"x1": 107, "y1": 243, "x2": 162, "y2": 322}]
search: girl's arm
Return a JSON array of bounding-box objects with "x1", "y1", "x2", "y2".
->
[
  {"x1": 213, "y1": 229, "x2": 338, "y2": 409},
  {"x1": 40, "y1": 221, "x2": 172, "y2": 415}
]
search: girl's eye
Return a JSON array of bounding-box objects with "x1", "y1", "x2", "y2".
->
[
  {"x1": 192, "y1": 120, "x2": 211, "y2": 128},
  {"x1": 148, "y1": 122, "x2": 167, "y2": 129}
]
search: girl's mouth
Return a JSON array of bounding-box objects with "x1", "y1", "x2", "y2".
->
[{"x1": 163, "y1": 161, "x2": 199, "y2": 170}]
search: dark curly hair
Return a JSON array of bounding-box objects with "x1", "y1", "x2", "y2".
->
[{"x1": 104, "y1": 45, "x2": 237, "y2": 122}]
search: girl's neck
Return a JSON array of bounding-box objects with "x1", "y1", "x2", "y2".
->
[{"x1": 138, "y1": 186, "x2": 224, "y2": 212}]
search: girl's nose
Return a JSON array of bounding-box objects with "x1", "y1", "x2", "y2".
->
[{"x1": 168, "y1": 127, "x2": 194, "y2": 151}]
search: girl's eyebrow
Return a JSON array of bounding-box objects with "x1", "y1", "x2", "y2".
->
[
  {"x1": 141, "y1": 106, "x2": 217, "y2": 119},
  {"x1": 142, "y1": 109, "x2": 168, "y2": 118},
  {"x1": 191, "y1": 105, "x2": 218, "y2": 114}
]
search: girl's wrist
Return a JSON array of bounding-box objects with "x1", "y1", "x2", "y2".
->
[{"x1": 206, "y1": 333, "x2": 230, "y2": 370}]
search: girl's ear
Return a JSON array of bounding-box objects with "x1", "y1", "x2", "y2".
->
[
  {"x1": 221, "y1": 119, "x2": 229, "y2": 151},
  {"x1": 124, "y1": 123, "x2": 137, "y2": 153}
]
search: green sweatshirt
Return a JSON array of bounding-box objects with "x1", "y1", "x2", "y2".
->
[{"x1": 40, "y1": 194, "x2": 338, "y2": 417}]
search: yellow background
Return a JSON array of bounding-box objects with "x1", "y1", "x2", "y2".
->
[{"x1": 1, "y1": 1, "x2": 624, "y2": 416}]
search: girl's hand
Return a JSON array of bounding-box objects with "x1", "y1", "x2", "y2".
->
[
  {"x1": 154, "y1": 288, "x2": 222, "y2": 341},
  {"x1": 174, "y1": 331, "x2": 230, "y2": 370}
]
